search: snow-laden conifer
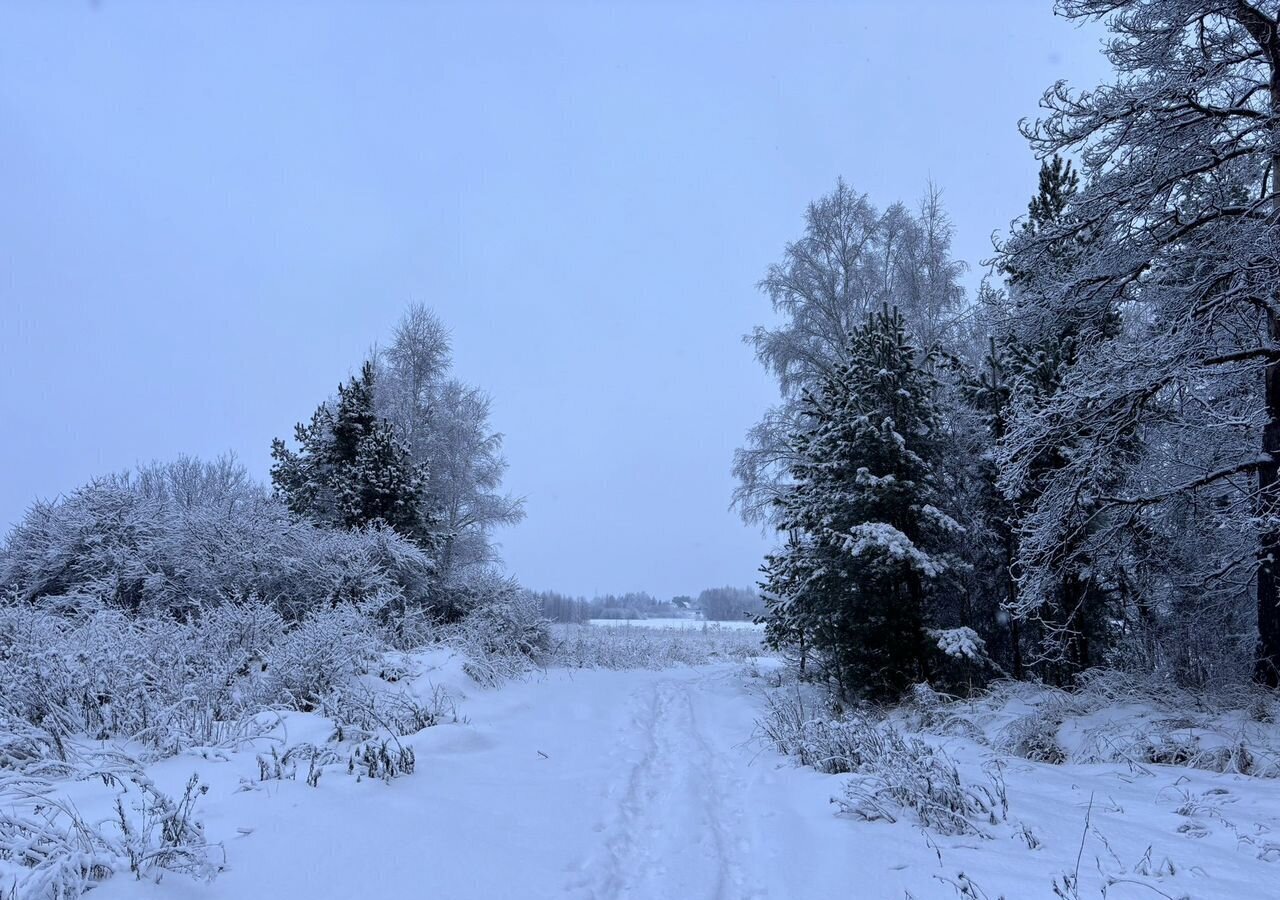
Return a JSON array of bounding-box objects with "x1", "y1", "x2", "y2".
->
[{"x1": 761, "y1": 306, "x2": 961, "y2": 699}]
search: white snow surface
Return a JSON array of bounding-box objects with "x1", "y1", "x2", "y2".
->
[{"x1": 23, "y1": 650, "x2": 1280, "y2": 900}]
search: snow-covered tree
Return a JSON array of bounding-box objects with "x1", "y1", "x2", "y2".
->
[
  {"x1": 983, "y1": 155, "x2": 1123, "y2": 682},
  {"x1": 271, "y1": 362, "x2": 435, "y2": 549},
  {"x1": 761, "y1": 306, "x2": 962, "y2": 700},
  {"x1": 997, "y1": 0, "x2": 1280, "y2": 685},
  {"x1": 374, "y1": 305, "x2": 524, "y2": 583},
  {"x1": 942, "y1": 331, "x2": 1027, "y2": 678},
  {"x1": 695, "y1": 586, "x2": 764, "y2": 621},
  {"x1": 735, "y1": 180, "x2": 969, "y2": 525}
]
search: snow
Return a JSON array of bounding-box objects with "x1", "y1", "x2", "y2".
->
[
  {"x1": 929, "y1": 626, "x2": 986, "y2": 661},
  {"x1": 586, "y1": 618, "x2": 763, "y2": 631},
  {"x1": 839, "y1": 521, "x2": 942, "y2": 576},
  {"x1": 10, "y1": 650, "x2": 1280, "y2": 900}
]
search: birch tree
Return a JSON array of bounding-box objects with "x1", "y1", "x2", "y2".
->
[{"x1": 735, "y1": 181, "x2": 969, "y2": 525}]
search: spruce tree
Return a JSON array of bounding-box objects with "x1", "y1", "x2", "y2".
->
[
  {"x1": 994, "y1": 156, "x2": 1123, "y2": 682},
  {"x1": 271, "y1": 362, "x2": 436, "y2": 550},
  {"x1": 955, "y1": 336, "x2": 1024, "y2": 678},
  {"x1": 761, "y1": 306, "x2": 961, "y2": 700}
]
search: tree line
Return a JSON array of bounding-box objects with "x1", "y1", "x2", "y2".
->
[
  {"x1": 535, "y1": 586, "x2": 764, "y2": 623},
  {"x1": 744, "y1": 0, "x2": 1280, "y2": 699}
]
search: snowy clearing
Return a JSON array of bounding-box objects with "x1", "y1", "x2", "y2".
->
[
  {"x1": 586, "y1": 618, "x2": 763, "y2": 631},
  {"x1": 9, "y1": 649, "x2": 1269, "y2": 900}
]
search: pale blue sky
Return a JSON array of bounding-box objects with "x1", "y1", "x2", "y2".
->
[{"x1": 0, "y1": 1, "x2": 1109, "y2": 598}]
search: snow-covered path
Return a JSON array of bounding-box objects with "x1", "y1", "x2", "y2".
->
[
  {"x1": 91, "y1": 663, "x2": 860, "y2": 900},
  {"x1": 87, "y1": 659, "x2": 1280, "y2": 900},
  {"x1": 569, "y1": 675, "x2": 762, "y2": 899}
]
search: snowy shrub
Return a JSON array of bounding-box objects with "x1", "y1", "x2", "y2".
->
[
  {"x1": 900, "y1": 683, "x2": 987, "y2": 743},
  {"x1": 834, "y1": 736, "x2": 1006, "y2": 836},
  {"x1": 0, "y1": 599, "x2": 390, "y2": 761},
  {"x1": 322, "y1": 682, "x2": 459, "y2": 739},
  {"x1": 925, "y1": 627, "x2": 1002, "y2": 697},
  {"x1": 279, "y1": 525, "x2": 435, "y2": 622},
  {"x1": 761, "y1": 684, "x2": 1007, "y2": 834},
  {"x1": 431, "y1": 566, "x2": 522, "y2": 624},
  {"x1": 0, "y1": 457, "x2": 437, "y2": 623},
  {"x1": 1073, "y1": 714, "x2": 1280, "y2": 777},
  {"x1": 453, "y1": 586, "x2": 550, "y2": 659},
  {"x1": 264, "y1": 605, "x2": 384, "y2": 711},
  {"x1": 254, "y1": 743, "x2": 341, "y2": 787},
  {"x1": 911, "y1": 671, "x2": 1280, "y2": 778},
  {"x1": 439, "y1": 580, "x2": 550, "y2": 686},
  {"x1": 0, "y1": 602, "x2": 284, "y2": 758},
  {"x1": 349, "y1": 739, "x2": 415, "y2": 782},
  {"x1": 377, "y1": 604, "x2": 441, "y2": 651},
  {"x1": 0, "y1": 719, "x2": 68, "y2": 779},
  {"x1": 759, "y1": 684, "x2": 885, "y2": 774},
  {"x1": 997, "y1": 703, "x2": 1068, "y2": 765}
]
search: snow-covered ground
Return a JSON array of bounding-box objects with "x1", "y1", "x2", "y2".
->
[
  {"x1": 13, "y1": 648, "x2": 1280, "y2": 899},
  {"x1": 587, "y1": 618, "x2": 763, "y2": 631}
]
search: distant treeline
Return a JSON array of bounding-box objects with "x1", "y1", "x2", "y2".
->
[{"x1": 532, "y1": 586, "x2": 764, "y2": 623}]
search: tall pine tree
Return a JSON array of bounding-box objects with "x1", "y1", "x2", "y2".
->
[{"x1": 992, "y1": 155, "x2": 1122, "y2": 682}]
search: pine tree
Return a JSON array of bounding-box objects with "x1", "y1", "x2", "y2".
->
[
  {"x1": 761, "y1": 306, "x2": 961, "y2": 700},
  {"x1": 991, "y1": 155, "x2": 1123, "y2": 683},
  {"x1": 271, "y1": 362, "x2": 436, "y2": 550},
  {"x1": 955, "y1": 334, "x2": 1024, "y2": 678}
]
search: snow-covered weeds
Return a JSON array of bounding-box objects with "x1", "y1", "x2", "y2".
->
[
  {"x1": 0, "y1": 601, "x2": 391, "y2": 759},
  {"x1": 0, "y1": 753, "x2": 221, "y2": 899},
  {"x1": 445, "y1": 588, "x2": 552, "y2": 687},
  {"x1": 548, "y1": 622, "x2": 761, "y2": 670},
  {"x1": 908, "y1": 670, "x2": 1280, "y2": 777},
  {"x1": 761, "y1": 685, "x2": 1007, "y2": 835}
]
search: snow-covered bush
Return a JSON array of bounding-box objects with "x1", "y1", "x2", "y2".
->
[
  {"x1": 279, "y1": 524, "x2": 434, "y2": 622},
  {"x1": 349, "y1": 739, "x2": 416, "y2": 783},
  {"x1": 834, "y1": 736, "x2": 1005, "y2": 836},
  {"x1": 758, "y1": 679, "x2": 886, "y2": 774},
  {"x1": 0, "y1": 457, "x2": 437, "y2": 623},
  {"x1": 453, "y1": 585, "x2": 550, "y2": 659},
  {"x1": 254, "y1": 743, "x2": 340, "y2": 787},
  {"x1": 0, "y1": 598, "x2": 389, "y2": 760},
  {"x1": 996, "y1": 700, "x2": 1069, "y2": 765},
  {"x1": 910, "y1": 671, "x2": 1280, "y2": 777},
  {"x1": 925, "y1": 627, "x2": 1004, "y2": 697},
  {"x1": 434, "y1": 567, "x2": 529, "y2": 625},
  {"x1": 322, "y1": 682, "x2": 459, "y2": 740},
  {"x1": 435, "y1": 577, "x2": 550, "y2": 686},
  {"x1": 899, "y1": 683, "x2": 987, "y2": 743},
  {"x1": 0, "y1": 601, "x2": 283, "y2": 757},
  {"x1": 760, "y1": 684, "x2": 1007, "y2": 834},
  {"x1": 264, "y1": 605, "x2": 385, "y2": 711}
]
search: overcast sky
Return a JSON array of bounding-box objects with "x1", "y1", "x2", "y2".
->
[{"x1": 0, "y1": 1, "x2": 1110, "y2": 599}]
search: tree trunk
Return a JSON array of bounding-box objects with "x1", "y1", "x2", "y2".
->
[
  {"x1": 1246, "y1": 0, "x2": 1280, "y2": 686},
  {"x1": 1255, "y1": 309, "x2": 1280, "y2": 686},
  {"x1": 1004, "y1": 527, "x2": 1024, "y2": 679}
]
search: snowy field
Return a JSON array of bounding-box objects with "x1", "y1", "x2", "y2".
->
[
  {"x1": 587, "y1": 617, "x2": 763, "y2": 631},
  {"x1": 5, "y1": 631, "x2": 1279, "y2": 900}
]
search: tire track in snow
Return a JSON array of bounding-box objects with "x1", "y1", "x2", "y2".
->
[{"x1": 568, "y1": 675, "x2": 765, "y2": 900}]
